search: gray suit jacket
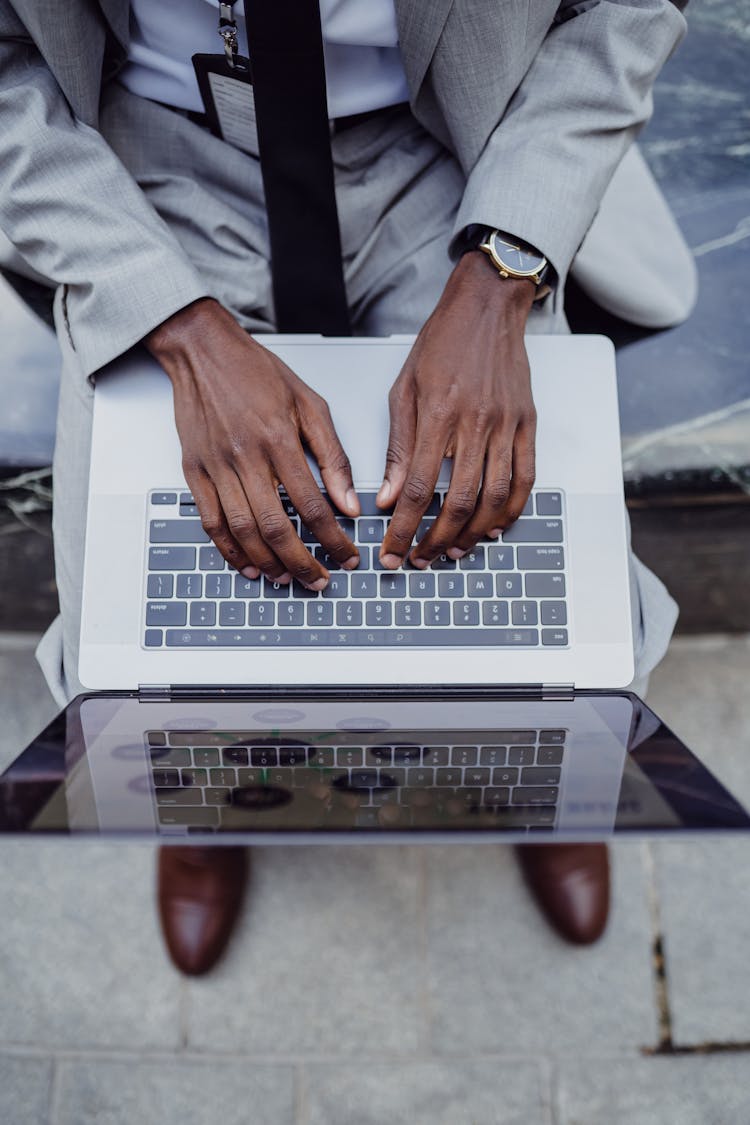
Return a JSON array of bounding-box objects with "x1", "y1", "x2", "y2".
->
[{"x1": 0, "y1": 0, "x2": 686, "y2": 378}]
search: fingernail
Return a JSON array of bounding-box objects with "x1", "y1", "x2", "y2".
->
[
  {"x1": 277, "y1": 572, "x2": 292, "y2": 584},
  {"x1": 380, "y1": 552, "x2": 402, "y2": 569},
  {"x1": 343, "y1": 555, "x2": 360, "y2": 570},
  {"x1": 488, "y1": 528, "x2": 502, "y2": 539},
  {"x1": 345, "y1": 489, "x2": 359, "y2": 514},
  {"x1": 410, "y1": 557, "x2": 429, "y2": 570},
  {"x1": 447, "y1": 547, "x2": 466, "y2": 560},
  {"x1": 241, "y1": 566, "x2": 260, "y2": 579},
  {"x1": 308, "y1": 576, "x2": 328, "y2": 592},
  {"x1": 378, "y1": 481, "x2": 391, "y2": 504}
]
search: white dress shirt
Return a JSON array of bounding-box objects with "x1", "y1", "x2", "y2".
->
[{"x1": 119, "y1": 0, "x2": 410, "y2": 118}]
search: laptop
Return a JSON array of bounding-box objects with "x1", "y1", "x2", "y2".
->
[{"x1": 1, "y1": 335, "x2": 748, "y2": 841}]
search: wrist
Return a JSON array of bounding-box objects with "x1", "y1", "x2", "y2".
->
[
  {"x1": 144, "y1": 297, "x2": 242, "y2": 363},
  {"x1": 452, "y1": 250, "x2": 536, "y2": 317}
]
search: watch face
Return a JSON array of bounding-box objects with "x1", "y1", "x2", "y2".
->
[{"x1": 491, "y1": 233, "x2": 545, "y2": 274}]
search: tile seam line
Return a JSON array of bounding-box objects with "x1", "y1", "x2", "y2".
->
[{"x1": 0, "y1": 1046, "x2": 647, "y2": 1064}]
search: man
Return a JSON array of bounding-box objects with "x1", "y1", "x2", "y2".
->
[{"x1": 1, "y1": 0, "x2": 693, "y2": 974}]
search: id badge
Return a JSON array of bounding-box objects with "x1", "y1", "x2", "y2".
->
[{"x1": 192, "y1": 53, "x2": 257, "y2": 154}]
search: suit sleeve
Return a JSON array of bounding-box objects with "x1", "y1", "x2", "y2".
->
[
  {"x1": 0, "y1": 8, "x2": 211, "y2": 379},
  {"x1": 450, "y1": 0, "x2": 687, "y2": 284}
]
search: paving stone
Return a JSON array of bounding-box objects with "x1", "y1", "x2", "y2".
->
[
  {"x1": 56, "y1": 1058, "x2": 295, "y2": 1125},
  {"x1": 557, "y1": 1054, "x2": 750, "y2": 1124},
  {"x1": 425, "y1": 842, "x2": 658, "y2": 1053},
  {"x1": 304, "y1": 1059, "x2": 552, "y2": 1125},
  {"x1": 648, "y1": 637, "x2": 750, "y2": 1045},
  {"x1": 0, "y1": 1053, "x2": 53, "y2": 1125},
  {"x1": 0, "y1": 841, "x2": 180, "y2": 1050},
  {"x1": 185, "y1": 845, "x2": 424, "y2": 1054},
  {"x1": 0, "y1": 633, "x2": 58, "y2": 774}
]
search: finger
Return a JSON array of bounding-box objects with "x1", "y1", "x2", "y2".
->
[
  {"x1": 299, "y1": 392, "x2": 360, "y2": 517},
  {"x1": 214, "y1": 472, "x2": 291, "y2": 582},
  {"x1": 186, "y1": 467, "x2": 258, "y2": 578},
  {"x1": 502, "y1": 419, "x2": 537, "y2": 528},
  {"x1": 410, "y1": 433, "x2": 486, "y2": 565},
  {"x1": 377, "y1": 378, "x2": 417, "y2": 510},
  {"x1": 280, "y1": 440, "x2": 360, "y2": 569},
  {"x1": 236, "y1": 468, "x2": 333, "y2": 589},
  {"x1": 448, "y1": 430, "x2": 514, "y2": 553},
  {"x1": 380, "y1": 421, "x2": 445, "y2": 567}
]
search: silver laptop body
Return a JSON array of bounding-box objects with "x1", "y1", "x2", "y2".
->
[{"x1": 79, "y1": 334, "x2": 633, "y2": 692}]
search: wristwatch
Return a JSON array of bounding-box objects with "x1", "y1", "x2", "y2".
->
[{"x1": 475, "y1": 229, "x2": 551, "y2": 299}]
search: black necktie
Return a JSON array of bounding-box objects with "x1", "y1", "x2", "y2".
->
[{"x1": 244, "y1": 0, "x2": 351, "y2": 335}]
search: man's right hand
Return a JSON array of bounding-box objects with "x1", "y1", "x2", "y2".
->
[{"x1": 144, "y1": 298, "x2": 360, "y2": 589}]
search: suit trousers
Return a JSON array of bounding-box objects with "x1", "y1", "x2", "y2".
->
[{"x1": 36, "y1": 91, "x2": 678, "y2": 703}]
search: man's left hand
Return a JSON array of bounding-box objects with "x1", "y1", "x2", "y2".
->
[{"x1": 378, "y1": 250, "x2": 537, "y2": 569}]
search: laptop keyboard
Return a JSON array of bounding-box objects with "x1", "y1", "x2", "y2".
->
[
  {"x1": 143, "y1": 488, "x2": 569, "y2": 649},
  {"x1": 145, "y1": 728, "x2": 567, "y2": 833}
]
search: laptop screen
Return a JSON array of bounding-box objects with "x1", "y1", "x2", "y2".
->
[{"x1": 1, "y1": 691, "x2": 748, "y2": 841}]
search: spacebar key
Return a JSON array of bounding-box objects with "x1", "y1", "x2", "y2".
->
[{"x1": 165, "y1": 628, "x2": 539, "y2": 647}]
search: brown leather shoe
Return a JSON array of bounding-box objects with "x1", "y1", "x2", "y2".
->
[
  {"x1": 516, "y1": 843, "x2": 609, "y2": 945},
  {"x1": 157, "y1": 846, "x2": 248, "y2": 975}
]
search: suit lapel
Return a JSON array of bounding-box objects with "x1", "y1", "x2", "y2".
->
[
  {"x1": 395, "y1": 0, "x2": 455, "y2": 103},
  {"x1": 98, "y1": 0, "x2": 130, "y2": 48}
]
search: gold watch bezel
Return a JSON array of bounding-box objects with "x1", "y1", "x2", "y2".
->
[{"x1": 478, "y1": 230, "x2": 548, "y2": 286}]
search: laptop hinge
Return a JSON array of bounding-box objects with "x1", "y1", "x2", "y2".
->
[
  {"x1": 542, "y1": 683, "x2": 575, "y2": 701},
  {"x1": 138, "y1": 684, "x2": 172, "y2": 702}
]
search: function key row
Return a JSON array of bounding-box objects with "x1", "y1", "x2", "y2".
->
[{"x1": 147, "y1": 743, "x2": 566, "y2": 767}]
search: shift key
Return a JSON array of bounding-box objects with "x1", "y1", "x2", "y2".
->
[{"x1": 512, "y1": 786, "x2": 559, "y2": 804}]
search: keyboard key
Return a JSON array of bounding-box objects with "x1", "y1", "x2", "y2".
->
[
  {"x1": 152, "y1": 492, "x2": 177, "y2": 505},
  {"x1": 536, "y1": 492, "x2": 562, "y2": 516},
  {"x1": 164, "y1": 626, "x2": 540, "y2": 647},
  {"x1": 453, "y1": 602, "x2": 480, "y2": 626},
  {"x1": 407, "y1": 767, "x2": 434, "y2": 786},
  {"x1": 458, "y1": 547, "x2": 485, "y2": 570},
  {"x1": 263, "y1": 578, "x2": 290, "y2": 598},
  {"x1": 537, "y1": 746, "x2": 564, "y2": 767},
  {"x1": 416, "y1": 517, "x2": 435, "y2": 540},
  {"x1": 436, "y1": 767, "x2": 462, "y2": 786},
  {"x1": 508, "y1": 746, "x2": 535, "y2": 766},
  {"x1": 193, "y1": 748, "x2": 220, "y2": 768},
  {"x1": 423, "y1": 746, "x2": 449, "y2": 766},
  {"x1": 351, "y1": 573, "x2": 378, "y2": 598},
  {"x1": 204, "y1": 787, "x2": 232, "y2": 805},
  {"x1": 149, "y1": 546, "x2": 195, "y2": 571},
  {"x1": 496, "y1": 573, "x2": 522, "y2": 598},
  {"x1": 190, "y1": 603, "x2": 216, "y2": 627},
  {"x1": 451, "y1": 745, "x2": 477, "y2": 766},
  {"x1": 250, "y1": 746, "x2": 278, "y2": 767},
  {"x1": 357, "y1": 493, "x2": 383, "y2": 515},
  {"x1": 424, "y1": 602, "x2": 450, "y2": 626},
  {"x1": 249, "y1": 603, "x2": 275, "y2": 626},
  {"x1": 148, "y1": 747, "x2": 189, "y2": 767},
  {"x1": 380, "y1": 573, "x2": 406, "y2": 598},
  {"x1": 336, "y1": 747, "x2": 363, "y2": 767},
  {"x1": 525, "y1": 573, "x2": 566, "y2": 597},
  {"x1": 367, "y1": 747, "x2": 392, "y2": 766},
  {"x1": 521, "y1": 496, "x2": 534, "y2": 516},
  {"x1": 223, "y1": 747, "x2": 249, "y2": 766},
  {"x1": 479, "y1": 746, "x2": 506, "y2": 766},
  {"x1": 492, "y1": 766, "x2": 519, "y2": 785},
  {"x1": 541, "y1": 601, "x2": 567, "y2": 626},
  {"x1": 158, "y1": 807, "x2": 218, "y2": 827},
  {"x1": 313, "y1": 547, "x2": 342, "y2": 571},
  {"x1": 393, "y1": 746, "x2": 421, "y2": 765},
  {"x1": 146, "y1": 602, "x2": 187, "y2": 626},
  {"x1": 144, "y1": 629, "x2": 163, "y2": 647},
  {"x1": 219, "y1": 602, "x2": 246, "y2": 627},
  {"x1": 198, "y1": 546, "x2": 224, "y2": 571},
  {"x1": 366, "y1": 601, "x2": 392, "y2": 626},
  {"x1": 425, "y1": 494, "x2": 441, "y2": 517},
  {"x1": 542, "y1": 628, "x2": 568, "y2": 646},
  {"x1": 181, "y1": 768, "x2": 208, "y2": 787},
  {"x1": 234, "y1": 574, "x2": 261, "y2": 598},
  {"x1": 465, "y1": 767, "x2": 490, "y2": 786},
  {"x1": 308, "y1": 602, "x2": 333, "y2": 627},
  {"x1": 147, "y1": 574, "x2": 174, "y2": 598},
  {"x1": 517, "y1": 546, "x2": 564, "y2": 570},
  {"x1": 358, "y1": 518, "x2": 385, "y2": 542},
  {"x1": 432, "y1": 554, "x2": 456, "y2": 570},
  {"x1": 278, "y1": 602, "x2": 304, "y2": 626},
  {"x1": 484, "y1": 787, "x2": 510, "y2": 806},
  {"x1": 409, "y1": 573, "x2": 435, "y2": 597},
  {"x1": 511, "y1": 601, "x2": 538, "y2": 626},
  {"x1": 502, "y1": 519, "x2": 563, "y2": 544},
  {"x1": 438, "y1": 573, "x2": 464, "y2": 597},
  {"x1": 237, "y1": 768, "x2": 263, "y2": 785},
  {"x1": 512, "y1": 786, "x2": 559, "y2": 805},
  {"x1": 179, "y1": 504, "x2": 199, "y2": 517},
  {"x1": 177, "y1": 573, "x2": 203, "y2": 598},
  {"x1": 155, "y1": 788, "x2": 201, "y2": 805},
  {"x1": 150, "y1": 519, "x2": 209, "y2": 543},
  {"x1": 487, "y1": 545, "x2": 514, "y2": 570},
  {"x1": 496, "y1": 731, "x2": 536, "y2": 743},
  {"x1": 152, "y1": 769, "x2": 180, "y2": 787},
  {"x1": 540, "y1": 730, "x2": 567, "y2": 744},
  {"x1": 179, "y1": 492, "x2": 194, "y2": 505},
  {"x1": 337, "y1": 518, "x2": 356, "y2": 536},
  {"x1": 522, "y1": 766, "x2": 562, "y2": 785},
  {"x1": 466, "y1": 573, "x2": 492, "y2": 597},
  {"x1": 292, "y1": 579, "x2": 320, "y2": 599},
  {"x1": 337, "y1": 602, "x2": 362, "y2": 626},
  {"x1": 482, "y1": 601, "x2": 509, "y2": 625},
  {"x1": 395, "y1": 602, "x2": 421, "y2": 626},
  {"x1": 322, "y1": 574, "x2": 348, "y2": 598}
]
